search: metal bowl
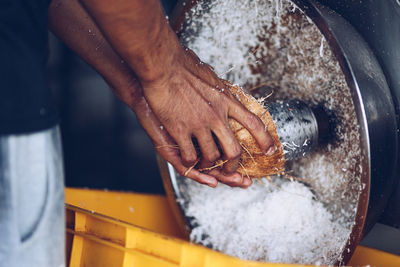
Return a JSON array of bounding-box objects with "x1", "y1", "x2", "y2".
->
[{"x1": 157, "y1": 0, "x2": 399, "y2": 264}]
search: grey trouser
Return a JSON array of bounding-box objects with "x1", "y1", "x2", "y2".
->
[{"x1": 0, "y1": 126, "x2": 65, "y2": 267}]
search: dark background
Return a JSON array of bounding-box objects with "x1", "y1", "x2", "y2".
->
[{"x1": 46, "y1": 0, "x2": 177, "y2": 194}]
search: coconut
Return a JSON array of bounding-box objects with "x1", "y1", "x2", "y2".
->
[
  {"x1": 197, "y1": 82, "x2": 285, "y2": 178},
  {"x1": 198, "y1": 82, "x2": 285, "y2": 178},
  {"x1": 223, "y1": 81, "x2": 285, "y2": 178}
]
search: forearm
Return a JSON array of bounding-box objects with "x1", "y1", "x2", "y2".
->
[
  {"x1": 48, "y1": 0, "x2": 142, "y2": 107},
  {"x1": 79, "y1": 0, "x2": 181, "y2": 83}
]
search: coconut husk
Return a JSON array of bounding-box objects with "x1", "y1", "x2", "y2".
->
[{"x1": 225, "y1": 81, "x2": 285, "y2": 178}]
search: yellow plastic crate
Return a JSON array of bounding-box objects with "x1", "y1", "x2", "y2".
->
[{"x1": 65, "y1": 188, "x2": 400, "y2": 267}]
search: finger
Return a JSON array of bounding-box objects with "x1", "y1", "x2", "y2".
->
[
  {"x1": 172, "y1": 134, "x2": 198, "y2": 167},
  {"x1": 222, "y1": 156, "x2": 240, "y2": 175},
  {"x1": 229, "y1": 101, "x2": 274, "y2": 153},
  {"x1": 157, "y1": 141, "x2": 218, "y2": 187},
  {"x1": 242, "y1": 176, "x2": 253, "y2": 188},
  {"x1": 211, "y1": 170, "x2": 242, "y2": 187},
  {"x1": 155, "y1": 142, "x2": 218, "y2": 188},
  {"x1": 174, "y1": 162, "x2": 218, "y2": 187},
  {"x1": 208, "y1": 169, "x2": 251, "y2": 188},
  {"x1": 194, "y1": 130, "x2": 221, "y2": 169},
  {"x1": 152, "y1": 131, "x2": 218, "y2": 187},
  {"x1": 134, "y1": 99, "x2": 218, "y2": 187},
  {"x1": 212, "y1": 122, "x2": 242, "y2": 174}
]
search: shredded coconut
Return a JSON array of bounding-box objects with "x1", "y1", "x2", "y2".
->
[{"x1": 184, "y1": 179, "x2": 349, "y2": 265}]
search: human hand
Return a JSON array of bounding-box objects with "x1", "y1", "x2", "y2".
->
[
  {"x1": 138, "y1": 48, "x2": 274, "y2": 187},
  {"x1": 119, "y1": 77, "x2": 220, "y2": 187}
]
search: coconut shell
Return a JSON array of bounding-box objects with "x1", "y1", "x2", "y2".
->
[{"x1": 226, "y1": 81, "x2": 285, "y2": 178}]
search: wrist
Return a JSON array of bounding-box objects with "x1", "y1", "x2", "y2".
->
[{"x1": 134, "y1": 25, "x2": 183, "y2": 84}]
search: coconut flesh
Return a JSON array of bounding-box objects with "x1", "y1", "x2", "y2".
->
[{"x1": 174, "y1": 0, "x2": 364, "y2": 265}]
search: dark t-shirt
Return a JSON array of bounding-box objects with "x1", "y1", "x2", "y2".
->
[{"x1": 0, "y1": 0, "x2": 58, "y2": 135}]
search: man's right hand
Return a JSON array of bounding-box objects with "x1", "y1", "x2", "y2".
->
[{"x1": 138, "y1": 47, "x2": 274, "y2": 187}]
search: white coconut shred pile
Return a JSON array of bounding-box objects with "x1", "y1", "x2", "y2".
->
[
  {"x1": 176, "y1": 0, "x2": 363, "y2": 265},
  {"x1": 185, "y1": 178, "x2": 349, "y2": 265}
]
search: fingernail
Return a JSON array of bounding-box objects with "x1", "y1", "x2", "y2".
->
[
  {"x1": 208, "y1": 180, "x2": 218, "y2": 187},
  {"x1": 230, "y1": 173, "x2": 243, "y2": 184},
  {"x1": 265, "y1": 145, "x2": 277, "y2": 156},
  {"x1": 243, "y1": 177, "x2": 252, "y2": 187}
]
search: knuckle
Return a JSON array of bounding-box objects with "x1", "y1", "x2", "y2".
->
[
  {"x1": 213, "y1": 118, "x2": 229, "y2": 133},
  {"x1": 191, "y1": 124, "x2": 204, "y2": 133},
  {"x1": 182, "y1": 153, "x2": 197, "y2": 165},
  {"x1": 206, "y1": 111, "x2": 220, "y2": 123},
  {"x1": 225, "y1": 145, "x2": 241, "y2": 160},
  {"x1": 204, "y1": 149, "x2": 220, "y2": 162}
]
